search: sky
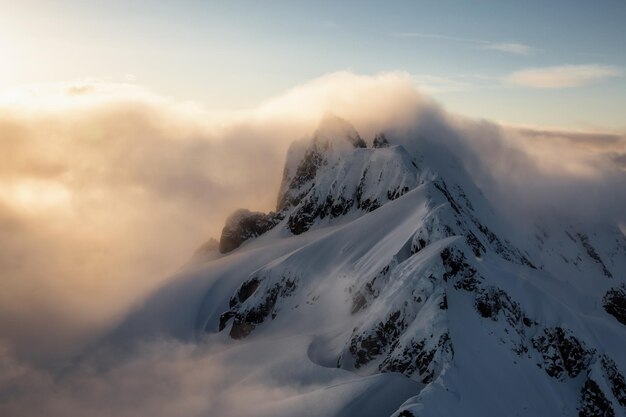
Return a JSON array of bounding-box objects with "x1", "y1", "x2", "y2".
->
[{"x1": 1, "y1": 0, "x2": 626, "y2": 130}]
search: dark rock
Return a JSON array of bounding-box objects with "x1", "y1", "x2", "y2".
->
[
  {"x1": 373, "y1": 132, "x2": 390, "y2": 148},
  {"x1": 466, "y1": 232, "x2": 485, "y2": 257},
  {"x1": 601, "y1": 354, "x2": 626, "y2": 407},
  {"x1": 578, "y1": 233, "x2": 613, "y2": 278},
  {"x1": 532, "y1": 327, "x2": 594, "y2": 379},
  {"x1": 219, "y1": 209, "x2": 283, "y2": 253},
  {"x1": 440, "y1": 247, "x2": 481, "y2": 291},
  {"x1": 387, "y1": 186, "x2": 410, "y2": 201},
  {"x1": 231, "y1": 277, "x2": 260, "y2": 307},
  {"x1": 380, "y1": 333, "x2": 452, "y2": 383},
  {"x1": 219, "y1": 276, "x2": 298, "y2": 339},
  {"x1": 352, "y1": 135, "x2": 367, "y2": 148},
  {"x1": 579, "y1": 378, "x2": 615, "y2": 417},
  {"x1": 439, "y1": 293, "x2": 448, "y2": 310},
  {"x1": 474, "y1": 287, "x2": 523, "y2": 325},
  {"x1": 348, "y1": 310, "x2": 406, "y2": 368},
  {"x1": 473, "y1": 285, "x2": 533, "y2": 355},
  {"x1": 433, "y1": 180, "x2": 462, "y2": 214},
  {"x1": 287, "y1": 195, "x2": 321, "y2": 235},
  {"x1": 218, "y1": 311, "x2": 235, "y2": 332},
  {"x1": 603, "y1": 285, "x2": 626, "y2": 325},
  {"x1": 277, "y1": 143, "x2": 325, "y2": 211}
]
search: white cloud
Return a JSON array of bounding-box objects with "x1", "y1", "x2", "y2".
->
[
  {"x1": 506, "y1": 64, "x2": 622, "y2": 88},
  {"x1": 393, "y1": 32, "x2": 533, "y2": 55},
  {"x1": 411, "y1": 74, "x2": 475, "y2": 93}
]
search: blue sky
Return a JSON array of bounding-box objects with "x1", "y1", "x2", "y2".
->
[{"x1": 2, "y1": 0, "x2": 625, "y2": 129}]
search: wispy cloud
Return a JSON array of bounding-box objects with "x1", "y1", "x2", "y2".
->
[
  {"x1": 480, "y1": 42, "x2": 532, "y2": 55},
  {"x1": 506, "y1": 64, "x2": 622, "y2": 88},
  {"x1": 393, "y1": 32, "x2": 534, "y2": 55}
]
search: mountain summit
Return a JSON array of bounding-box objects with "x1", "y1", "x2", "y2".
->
[{"x1": 118, "y1": 117, "x2": 626, "y2": 417}]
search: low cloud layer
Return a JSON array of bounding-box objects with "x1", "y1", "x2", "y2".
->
[
  {"x1": 505, "y1": 64, "x2": 622, "y2": 88},
  {"x1": 0, "y1": 339, "x2": 318, "y2": 417},
  {"x1": 0, "y1": 71, "x2": 624, "y2": 372},
  {"x1": 0, "y1": 72, "x2": 435, "y2": 363}
]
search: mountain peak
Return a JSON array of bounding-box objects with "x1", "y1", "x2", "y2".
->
[{"x1": 314, "y1": 113, "x2": 366, "y2": 149}]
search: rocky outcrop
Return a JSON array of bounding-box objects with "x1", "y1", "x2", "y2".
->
[
  {"x1": 218, "y1": 272, "x2": 298, "y2": 339},
  {"x1": 578, "y1": 233, "x2": 613, "y2": 278},
  {"x1": 219, "y1": 209, "x2": 283, "y2": 253},
  {"x1": 373, "y1": 132, "x2": 390, "y2": 148},
  {"x1": 601, "y1": 354, "x2": 626, "y2": 408},
  {"x1": 532, "y1": 327, "x2": 595, "y2": 380},
  {"x1": 579, "y1": 378, "x2": 615, "y2": 417},
  {"x1": 603, "y1": 285, "x2": 626, "y2": 325},
  {"x1": 379, "y1": 333, "x2": 452, "y2": 383}
]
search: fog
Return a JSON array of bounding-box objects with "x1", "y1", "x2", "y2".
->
[
  {"x1": 0, "y1": 71, "x2": 624, "y2": 415},
  {"x1": 0, "y1": 339, "x2": 315, "y2": 417}
]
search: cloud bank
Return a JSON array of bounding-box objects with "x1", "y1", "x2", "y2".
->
[
  {"x1": 0, "y1": 72, "x2": 438, "y2": 363},
  {"x1": 0, "y1": 340, "x2": 313, "y2": 417},
  {"x1": 0, "y1": 72, "x2": 624, "y2": 416}
]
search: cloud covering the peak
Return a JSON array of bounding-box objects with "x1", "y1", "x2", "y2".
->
[{"x1": 0, "y1": 71, "x2": 624, "y2": 367}]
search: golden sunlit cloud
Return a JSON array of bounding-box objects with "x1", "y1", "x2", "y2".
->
[{"x1": 0, "y1": 72, "x2": 624, "y2": 363}]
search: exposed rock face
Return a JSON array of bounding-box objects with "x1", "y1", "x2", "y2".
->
[
  {"x1": 218, "y1": 271, "x2": 298, "y2": 338},
  {"x1": 532, "y1": 327, "x2": 594, "y2": 379},
  {"x1": 218, "y1": 209, "x2": 283, "y2": 253},
  {"x1": 603, "y1": 285, "x2": 626, "y2": 325},
  {"x1": 373, "y1": 132, "x2": 390, "y2": 148},
  {"x1": 218, "y1": 116, "x2": 428, "y2": 250},
  {"x1": 380, "y1": 333, "x2": 452, "y2": 384},
  {"x1": 601, "y1": 354, "x2": 626, "y2": 408},
  {"x1": 278, "y1": 119, "x2": 424, "y2": 236},
  {"x1": 579, "y1": 378, "x2": 615, "y2": 417},
  {"x1": 578, "y1": 233, "x2": 613, "y2": 278}
]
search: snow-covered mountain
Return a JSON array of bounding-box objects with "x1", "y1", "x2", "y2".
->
[{"x1": 114, "y1": 115, "x2": 626, "y2": 417}]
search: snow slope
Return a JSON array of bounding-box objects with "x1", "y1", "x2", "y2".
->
[{"x1": 111, "y1": 115, "x2": 626, "y2": 417}]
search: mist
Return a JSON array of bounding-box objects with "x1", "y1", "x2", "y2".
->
[{"x1": 1, "y1": 71, "x2": 625, "y2": 415}]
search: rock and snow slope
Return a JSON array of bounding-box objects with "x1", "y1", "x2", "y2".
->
[{"x1": 114, "y1": 115, "x2": 626, "y2": 417}]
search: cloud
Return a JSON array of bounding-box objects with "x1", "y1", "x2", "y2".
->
[
  {"x1": 0, "y1": 340, "x2": 304, "y2": 417},
  {"x1": 1, "y1": 72, "x2": 625, "y2": 364},
  {"x1": 0, "y1": 72, "x2": 435, "y2": 364},
  {"x1": 0, "y1": 72, "x2": 624, "y2": 416},
  {"x1": 411, "y1": 74, "x2": 475, "y2": 93},
  {"x1": 505, "y1": 64, "x2": 622, "y2": 88},
  {"x1": 393, "y1": 32, "x2": 534, "y2": 55},
  {"x1": 480, "y1": 42, "x2": 532, "y2": 55}
]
